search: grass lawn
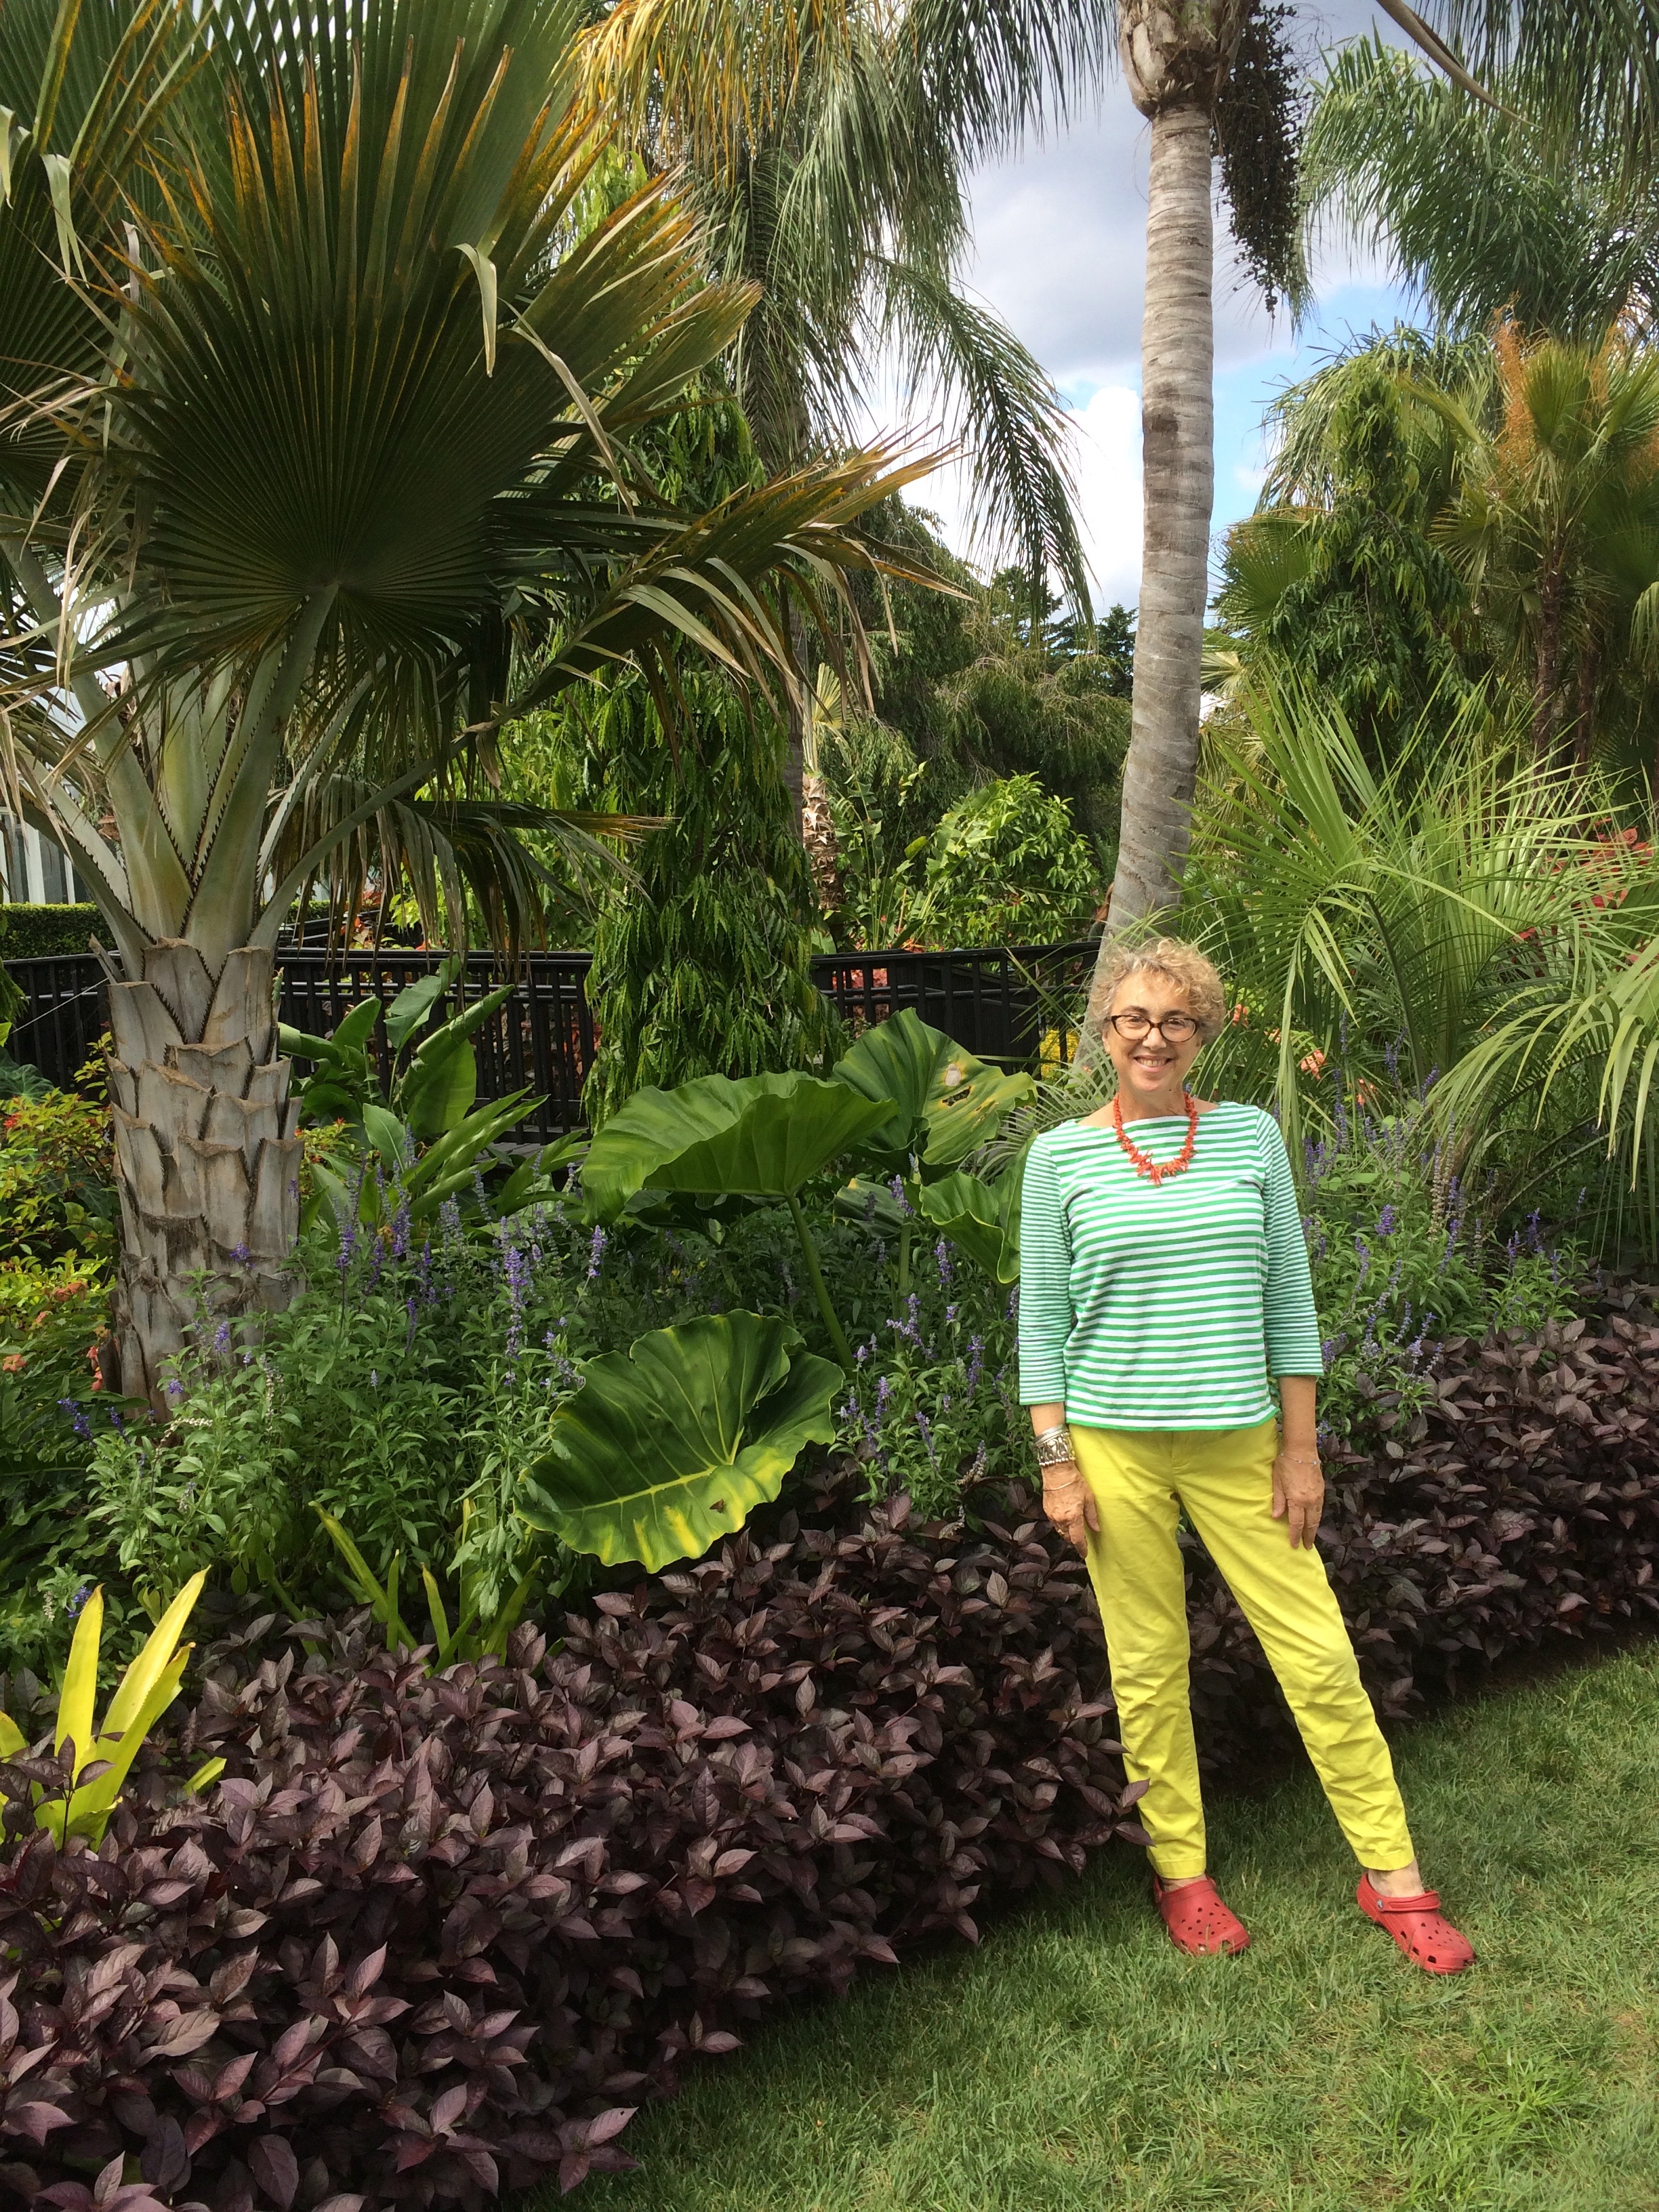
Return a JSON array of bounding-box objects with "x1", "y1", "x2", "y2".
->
[{"x1": 554, "y1": 1643, "x2": 1659, "y2": 2212}]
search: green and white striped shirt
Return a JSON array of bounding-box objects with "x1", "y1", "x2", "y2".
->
[{"x1": 1017, "y1": 1103, "x2": 1324, "y2": 1430}]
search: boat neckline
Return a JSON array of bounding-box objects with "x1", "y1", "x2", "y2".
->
[{"x1": 1070, "y1": 1100, "x2": 1244, "y2": 1129}]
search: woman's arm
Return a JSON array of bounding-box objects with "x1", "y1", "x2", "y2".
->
[
  {"x1": 1016, "y1": 1138, "x2": 1073, "y2": 1404},
  {"x1": 1258, "y1": 1115, "x2": 1326, "y2": 1548},
  {"x1": 1028, "y1": 1401, "x2": 1099, "y2": 1553},
  {"x1": 1260, "y1": 1115, "x2": 1325, "y2": 1380},
  {"x1": 1273, "y1": 1373, "x2": 1324, "y2": 1549},
  {"x1": 1017, "y1": 1144, "x2": 1097, "y2": 1552}
]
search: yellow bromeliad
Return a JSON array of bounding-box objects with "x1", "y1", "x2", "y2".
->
[{"x1": 0, "y1": 1572, "x2": 220, "y2": 1843}]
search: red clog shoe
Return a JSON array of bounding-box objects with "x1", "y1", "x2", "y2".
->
[
  {"x1": 1357, "y1": 1875, "x2": 1475, "y2": 1975},
  {"x1": 1153, "y1": 1875, "x2": 1251, "y2": 1957}
]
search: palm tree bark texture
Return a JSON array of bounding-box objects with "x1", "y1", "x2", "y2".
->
[
  {"x1": 1084, "y1": 3, "x2": 1246, "y2": 1045},
  {"x1": 100, "y1": 944, "x2": 301, "y2": 1404}
]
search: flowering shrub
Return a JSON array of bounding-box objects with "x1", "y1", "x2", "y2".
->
[
  {"x1": 834, "y1": 1276, "x2": 1021, "y2": 1523},
  {"x1": 0, "y1": 1485, "x2": 1144, "y2": 2211},
  {"x1": 1303, "y1": 1094, "x2": 1579, "y2": 1441},
  {"x1": 77, "y1": 1170, "x2": 1017, "y2": 1626}
]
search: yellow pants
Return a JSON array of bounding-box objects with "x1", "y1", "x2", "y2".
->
[{"x1": 1072, "y1": 1420, "x2": 1414, "y2": 1880}]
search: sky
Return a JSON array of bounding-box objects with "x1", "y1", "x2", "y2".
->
[{"x1": 914, "y1": 0, "x2": 1420, "y2": 609}]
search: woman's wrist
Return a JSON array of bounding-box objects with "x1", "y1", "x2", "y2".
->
[{"x1": 1032, "y1": 1421, "x2": 1076, "y2": 1469}]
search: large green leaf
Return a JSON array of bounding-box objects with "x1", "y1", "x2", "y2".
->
[
  {"x1": 384, "y1": 966, "x2": 454, "y2": 1054},
  {"x1": 392, "y1": 983, "x2": 516, "y2": 1139},
  {"x1": 831, "y1": 1008, "x2": 1034, "y2": 1171},
  {"x1": 917, "y1": 1167, "x2": 1022, "y2": 1284},
  {"x1": 520, "y1": 1311, "x2": 840, "y2": 1570},
  {"x1": 581, "y1": 1070, "x2": 892, "y2": 1218}
]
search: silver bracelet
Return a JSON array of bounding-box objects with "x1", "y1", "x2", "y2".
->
[{"x1": 1032, "y1": 1423, "x2": 1076, "y2": 1469}]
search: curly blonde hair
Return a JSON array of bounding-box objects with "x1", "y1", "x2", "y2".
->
[{"x1": 1096, "y1": 937, "x2": 1225, "y2": 1038}]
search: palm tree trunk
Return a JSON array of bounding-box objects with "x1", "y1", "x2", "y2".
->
[
  {"x1": 102, "y1": 943, "x2": 302, "y2": 1402},
  {"x1": 1084, "y1": 3, "x2": 1244, "y2": 1049}
]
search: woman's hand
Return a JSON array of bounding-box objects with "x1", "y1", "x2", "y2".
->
[
  {"x1": 1272, "y1": 1448, "x2": 1325, "y2": 1549},
  {"x1": 1043, "y1": 1462, "x2": 1099, "y2": 1554}
]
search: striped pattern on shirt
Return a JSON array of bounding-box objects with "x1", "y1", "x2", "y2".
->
[{"x1": 1017, "y1": 1102, "x2": 1324, "y2": 1431}]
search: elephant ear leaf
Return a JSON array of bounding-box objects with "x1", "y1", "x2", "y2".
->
[
  {"x1": 922, "y1": 1064, "x2": 1035, "y2": 1167},
  {"x1": 833, "y1": 1009, "x2": 1034, "y2": 1170},
  {"x1": 520, "y1": 1311, "x2": 842, "y2": 1570},
  {"x1": 831, "y1": 1008, "x2": 954, "y2": 1159},
  {"x1": 916, "y1": 1168, "x2": 1022, "y2": 1283},
  {"x1": 580, "y1": 1071, "x2": 891, "y2": 1218}
]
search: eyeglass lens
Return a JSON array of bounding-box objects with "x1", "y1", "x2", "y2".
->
[{"x1": 1112, "y1": 1012, "x2": 1196, "y2": 1040}]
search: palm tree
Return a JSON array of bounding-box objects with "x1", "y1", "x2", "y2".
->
[
  {"x1": 0, "y1": 0, "x2": 933, "y2": 1397},
  {"x1": 1226, "y1": 321, "x2": 1659, "y2": 781},
  {"x1": 579, "y1": 0, "x2": 1094, "y2": 815},
  {"x1": 1427, "y1": 323, "x2": 1659, "y2": 769},
  {"x1": 1302, "y1": 35, "x2": 1659, "y2": 342}
]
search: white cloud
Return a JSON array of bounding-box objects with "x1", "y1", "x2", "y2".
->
[{"x1": 1069, "y1": 386, "x2": 1144, "y2": 604}]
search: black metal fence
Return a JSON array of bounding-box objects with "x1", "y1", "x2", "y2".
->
[
  {"x1": 3, "y1": 954, "x2": 107, "y2": 1094},
  {"x1": 3, "y1": 939, "x2": 1094, "y2": 1139}
]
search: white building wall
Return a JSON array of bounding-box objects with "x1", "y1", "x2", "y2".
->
[{"x1": 1, "y1": 813, "x2": 83, "y2": 903}]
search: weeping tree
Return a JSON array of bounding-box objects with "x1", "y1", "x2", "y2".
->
[{"x1": 0, "y1": 0, "x2": 931, "y2": 1398}]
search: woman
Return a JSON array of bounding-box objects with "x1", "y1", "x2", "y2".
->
[{"x1": 1019, "y1": 938, "x2": 1473, "y2": 1971}]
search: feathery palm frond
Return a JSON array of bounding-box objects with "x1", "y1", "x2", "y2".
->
[
  {"x1": 1433, "y1": 0, "x2": 1659, "y2": 189},
  {"x1": 580, "y1": 0, "x2": 1088, "y2": 597},
  {"x1": 1303, "y1": 36, "x2": 1659, "y2": 340}
]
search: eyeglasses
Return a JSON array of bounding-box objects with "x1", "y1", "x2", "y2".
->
[{"x1": 1107, "y1": 1010, "x2": 1200, "y2": 1042}]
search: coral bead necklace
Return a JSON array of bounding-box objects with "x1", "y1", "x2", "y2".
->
[{"x1": 1111, "y1": 1088, "x2": 1200, "y2": 1185}]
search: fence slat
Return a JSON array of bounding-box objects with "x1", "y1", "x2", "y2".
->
[{"x1": 3, "y1": 940, "x2": 1094, "y2": 1130}]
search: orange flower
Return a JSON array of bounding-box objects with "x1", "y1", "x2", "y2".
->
[
  {"x1": 1298, "y1": 1047, "x2": 1328, "y2": 1076},
  {"x1": 1, "y1": 1352, "x2": 25, "y2": 1374}
]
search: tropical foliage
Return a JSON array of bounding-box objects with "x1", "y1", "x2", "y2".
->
[
  {"x1": 1222, "y1": 321, "x2": 1659, "y2": 785},
  {"x1": 0, "y1": 0, "x2": 933, "y2": 1395},
  {"x1": 521, "y1": 1311, "x2": 842, "y2": 1569},
  {"x1": 0, "y1": 1570, "x2": 211, "y2": 1844}
]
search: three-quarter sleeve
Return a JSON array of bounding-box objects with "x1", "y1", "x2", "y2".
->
[
  {"x1": 1259, "y1": 1113, "x2": 1324, "y2": 1377},
  {"x1": 1017, "y1": 1136, "x2": 1073, "y2": 1404}
]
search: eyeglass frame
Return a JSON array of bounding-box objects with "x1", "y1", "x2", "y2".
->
[{"x1": 1105, "y1": 1010, "x2": 1203, "y2": 1043}]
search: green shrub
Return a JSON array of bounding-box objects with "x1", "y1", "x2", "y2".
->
[
  {"x1": 0, "y1": 903, "x2": 102, "y2": 958},
  {"x1": 1303, "y1": 1092, "x2": 1580, "y2": 1441},
  {"x1": 1, "y1": 1087, "x2": 117, "y2": 1264},
  {"x1": 908, "y1": 775, "x2": 1099, "y2": 948},
  {"x1": 0, "y1": 1088, "x2": 119, "y2": 1668}
]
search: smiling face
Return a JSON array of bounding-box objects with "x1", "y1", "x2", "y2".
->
[{"x1": 1104, "y1": 970, "x2": 1206, "y2": 1115}]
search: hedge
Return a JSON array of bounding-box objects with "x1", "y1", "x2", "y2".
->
[
  {"x1": 0, "y1": 1496, "x2": 1143, "y2": 2212},
  {"x1": 3, "y1": 1292, "x2": 1658, "y2": 2210},
  {"x1": 0, "y1": 907, "x2": 102, "y2": 960}
]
